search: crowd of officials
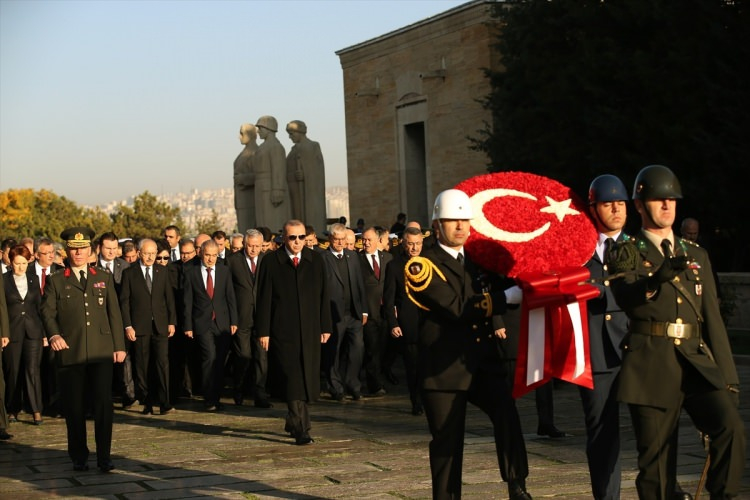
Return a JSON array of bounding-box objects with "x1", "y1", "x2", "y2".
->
[{"x1": 0, "y1": 164, "x2": 745, "y2": 500}]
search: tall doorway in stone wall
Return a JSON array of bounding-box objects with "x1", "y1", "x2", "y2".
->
[
  {"x1": 402, "y1": 122, "x2": 428, "y2": 226},
  {"x1": 397, "y1": 97, "x2": 430, "y2": 227}
]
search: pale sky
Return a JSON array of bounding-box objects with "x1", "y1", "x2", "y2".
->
[{"x1": 0, "y1": 0, "x2": 467, "y2": 206}]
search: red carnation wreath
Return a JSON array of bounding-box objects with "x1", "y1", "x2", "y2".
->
[
  {"x1": 455, "y1": 171, "x2": 597, "y2": 277},
  {"x1": 454, "y1": 171, "x2": 599, "y2": 398}
]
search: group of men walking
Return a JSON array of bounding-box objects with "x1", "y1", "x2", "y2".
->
[{"x1": 1, "y1": 163, "x2": 744, "y2": 500}]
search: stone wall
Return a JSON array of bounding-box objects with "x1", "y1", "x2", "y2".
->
[{"x1": 719, "y1": 272, "x2": 750, "y2": 332}]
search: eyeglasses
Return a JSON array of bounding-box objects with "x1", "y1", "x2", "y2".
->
[
  {"x1": 155, "y1": 256, "x2": 170, "y2": 261},
  {"x1": 286, "y1": 235, "x2": 307, "y2": 241}
]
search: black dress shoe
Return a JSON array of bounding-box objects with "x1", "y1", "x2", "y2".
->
[
  {"x1": 537, "y1": 424, "x2": 566, "y2": 438},
  {"x1": 672, "y1": 490, "x2": 693, "y2": 500},
  {"x1": 160, "y1": 407, "x2": 176, "y2": 415},
  {"x1": 411, "y1": 404, "x2": 424, "y2": 416},
  {"x1": 351, "y1": 392, "x2": 362, "y2": 401},
  {"x1": 73, "y1": 462, "x2": 89, "y2": 471},
  {"x1": 0, "y1": 430, "x2": 12, "y2": 440},
  {"x1": 331, "y1": 392, "x2": 344, "y2": 401},
  {"x1": 295, "y1": 434, "x2": 314, "y2": 445},
  {"x1": 97, "y1": 460, "x2": 115, "y2": 472},
  {"x1": 141, "y1": 406, "x2": 153, "y2": 415},
  {"x1": 508, "y1": 480, "x2": 532, "y2": 500},
  {"x1": 233, "y1": 393, "x2": 244, "y2": 406},
  {"x1": 122, "y1": 398, "x2": 138, "y2": 410},
  {"x1": 371, "y1": 388, "x2": 387, "y2": 397},
  {"x1": 254, "y1": 400, "x2": 273, "y2": 408}
]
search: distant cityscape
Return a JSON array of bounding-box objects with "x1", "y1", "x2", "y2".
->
[{"x1": 97, "y1": 186, "x2": 350, "y2": 235}]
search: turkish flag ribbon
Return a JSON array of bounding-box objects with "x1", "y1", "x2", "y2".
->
[{"x1": 512, "y1": 267, "x2": 600, "y2": 399}]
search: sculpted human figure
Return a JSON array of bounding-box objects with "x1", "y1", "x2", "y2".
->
[
  {"x1": 254, "y1": 115, "x2": 290, "y2": 232},
  {"x1": 286, "y1": 120, "x2": 327, "y2": 233},
  {"x1": 234, "y1": 124, "x2": 258, "y2": 232}
]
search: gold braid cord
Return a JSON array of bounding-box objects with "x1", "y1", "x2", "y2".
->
[{"x1": 404, "y1": 256, "x2": 447, "y2": 311}]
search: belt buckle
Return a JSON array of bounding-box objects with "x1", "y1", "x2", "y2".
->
[{"x1": 667, "y1": 323, "x2": 687, "y2": 339}]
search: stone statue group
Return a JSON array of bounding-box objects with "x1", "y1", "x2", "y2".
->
[{"x1": 233, "y1": 116, "x2": 326, "y2": 233}]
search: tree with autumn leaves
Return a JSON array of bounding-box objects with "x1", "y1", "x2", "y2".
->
[{"x1": 0, "y1": 189, "x2": 184, "y2": 241}]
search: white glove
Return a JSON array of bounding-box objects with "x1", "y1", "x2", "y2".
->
[{"x1": 504, "y1": 285, "x2": 523, "y2": 305}]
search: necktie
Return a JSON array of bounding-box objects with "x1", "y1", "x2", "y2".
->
[
  {"x1": 41, "y1": 268, "x2": 47, "y2": 295},
  {"x1": 79, "y1": 270, "x2": 87, "y2": 289},
  {"x1": 456, "y1": 253, "x2": 464, "y2": 266},
  {"x1": 206, "y1": 267, "x2": 214, "y2": 298},
  {"x1": 172, "y1": 249, "x2": 177, "y2": 262},
  {"x1": 145, "y1": 266, "x2": 152, "y2": 294},
  {"x1": 371, "y1": 254, "x2": 380, "y2": 280},
  {"x1": 250, "y1": 258, "x2": 256, "y2": 274},
  {"x1": 105, "y1": 262, "x2": 112, "y2": 273},
  {"x1": 293, "y1": 256, "x2": 299, "y2": 268},
  {"x1": 661, "y1": 239, "x2": 672, "y2": 257},
  {"x1": 337, "y1": 253, "x2": 343, "y2": 260},
  {"x1": 603, "y1": 238, "x2": 615, "y2": 262}
]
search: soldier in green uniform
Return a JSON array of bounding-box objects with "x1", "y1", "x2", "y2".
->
[
  {"x1": 608, "y1": 165, "x2": 745, "y2": 499},
  {"x1": 41, "y1": 227, "x2": 126, "y2": 472}
]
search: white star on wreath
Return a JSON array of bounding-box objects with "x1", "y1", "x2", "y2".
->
[{"x1": 540, "y1": 196, "x2": 579, "y2": 222}]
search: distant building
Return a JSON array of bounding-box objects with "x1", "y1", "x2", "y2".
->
[{"x1": 336, "y1": 0, "x2": 500, "y2": 227}]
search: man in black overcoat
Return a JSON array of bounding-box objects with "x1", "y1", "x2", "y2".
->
[{"x1": 256, "y1": 219, "x2": 332, "y2": 445}]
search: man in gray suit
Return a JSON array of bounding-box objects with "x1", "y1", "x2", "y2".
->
[{"x1": 321, "y1": 223, "x2": 368, "y2": 401}]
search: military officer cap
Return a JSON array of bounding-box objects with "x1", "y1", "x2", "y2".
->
[{"x1": 60, "y1": 226, "x2": 95, "y2": 248}]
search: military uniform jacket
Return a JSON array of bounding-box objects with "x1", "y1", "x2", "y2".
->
[
  {"x1": 584, "y1": 233, "x2": 630, "y2": 372},
  {"x1": 41, "y1": 266, "x2": 125, "y2": 366},
  {"x1": 383, "y1": 251, "x2": 420, "y2": 343},
  {"x1": 609, "y1": 231, "x2": 738, "y2": 409},
  {"x1": 407, "y1": 245, "x2": 510, "y2": 391}
]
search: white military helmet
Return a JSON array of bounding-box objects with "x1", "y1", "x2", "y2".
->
[{"x1": 431, "y1": 189, "x2": 474, "y2": 220}]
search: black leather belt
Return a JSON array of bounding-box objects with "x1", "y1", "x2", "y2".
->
[{"x1": 631, "y1": 320, "x2": 698, "y2": 340}]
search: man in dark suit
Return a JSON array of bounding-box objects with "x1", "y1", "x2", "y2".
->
[
  {"x1": 227, "y1": 228, "x2": 271, "y2": 407},
  {"x1": 256, "y1": 219, "x2": 332, "y2": 445},
  {"x1": 609, "y1": 165, "x2": 745, "y2": 499},
  {"x1": 119, "y1": 238, "x2": 177, "y2": 415},
  {"x1": 41, "y1": 227, "x2": 126, "y2": 472},
  {"x1": 321, "y1": 222, "x2": 368, "y2": 401},
  {"x1": 383, "y1": 226, "x2": 424, "y2": 415},
  {"x1": 359, "y1": 226, "x2": 393, "y2": 396},
  {"x1": 404, "y1": 190, "x2": 531, "y2": 500},
  {"x1": 98, "y1": 231, "x2": 135, "y2": 408},
  {"x1": 183, "y1": 239, "x2": 238, "y2": 411},
  {"x1": 168, "y1": 237, "x2": 198, "y2": 404},
  {"x1": 29, "y1": 237, "x2": 63, "y2": 417}
]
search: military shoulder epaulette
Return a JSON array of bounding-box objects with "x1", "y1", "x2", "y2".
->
[
  {"x1": 681, "y1": 238, "x2": 700, "y2": 247},
  {"x1": 50, "y1": 267, "x2": 66, "y2": 276},
  {"x1": 403, "y1": 256, "x2": 446, "y2": 311}
]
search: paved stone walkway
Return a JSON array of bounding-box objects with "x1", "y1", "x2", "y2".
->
[{"x1": 1, "y1": 358, "x2": 748, "y2": 499}]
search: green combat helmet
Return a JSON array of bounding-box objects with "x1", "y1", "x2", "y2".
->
[{"x1": 632, "y1": 164, "x2": 682, "y2": 200}]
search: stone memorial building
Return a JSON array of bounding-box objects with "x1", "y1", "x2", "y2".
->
[{"x1": 336, "y1": 0, "x2": 501, "y2": 226}]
